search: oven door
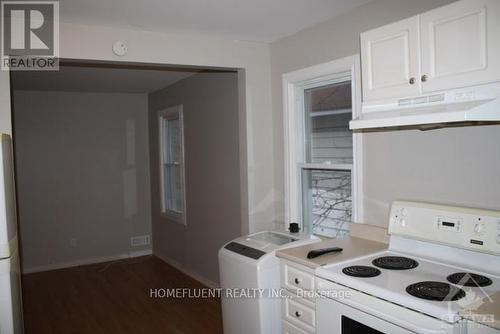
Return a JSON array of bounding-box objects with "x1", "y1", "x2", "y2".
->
[
  {"x1": 315, "y1": 278, "x2": 460, "y2": 334},
  {"x1": 317, "y1": 297, "x2": 416, "y2": 334}
]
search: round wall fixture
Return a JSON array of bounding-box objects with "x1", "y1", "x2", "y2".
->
[{"x1": 112, "y1": 41, "x2": 128, "y2": 56}]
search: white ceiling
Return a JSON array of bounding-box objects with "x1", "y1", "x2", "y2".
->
[
  {"x1": 11, "y1": 65, "x2": 199, "y2": 93},
  {"x1": 59, "y1": 0, "x2": 372, "y2": 42}
]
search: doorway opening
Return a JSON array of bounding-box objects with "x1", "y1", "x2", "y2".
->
[{"x1": 9, "y1": 60, "x2": 243, "y2": 333}]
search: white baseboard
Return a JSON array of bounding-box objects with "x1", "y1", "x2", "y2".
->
[
  {"x1": 22, "y1": 249, "x2": 153, "y2": 274},
  {"x1": 154, "y1": 252, "x2": 219, "y2": 289},
  {"x1": 129, "y1": 249, "x2": 153, "y2": 257}
]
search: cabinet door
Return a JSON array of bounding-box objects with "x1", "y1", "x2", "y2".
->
[
  {"x1": 361, "y1": 16, "x2": 421, "y2": 102},
  {"x1": 420, "y1": 0, "x2": 500, "y2": 93}
]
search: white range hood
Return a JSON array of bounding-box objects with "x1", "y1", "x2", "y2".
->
[{"x1": 350, "y1": 82, "x2": 500, "y2": 130}]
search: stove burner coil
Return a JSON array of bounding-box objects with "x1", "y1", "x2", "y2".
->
[
  {"x1": 406, "y1": 281, "x2": 466, "y2": 301},
  {"x1": 447, "y1": 272, "x2": 493, "y2": 287},
  {"x1": 372, "y1": 256, "x2": 419, "y2": 270},
  {"x1": 342, "y1": 266, "x2": 381, "y2": 278}
]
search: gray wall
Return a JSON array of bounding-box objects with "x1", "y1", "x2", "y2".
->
[
  {"x1": 148, "y1": 72, "x2": 241, "y2": 285},
  {"x1": 13, "y1": 91, "x2": 152, "y2": 272},
  {"x1": 270, "y1": 0, "x2": 500, "y2": 227}
]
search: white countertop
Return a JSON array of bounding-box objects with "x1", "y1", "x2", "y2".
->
[{"x1": 276, "y1": 236, "x2": 388, "y2": 268}]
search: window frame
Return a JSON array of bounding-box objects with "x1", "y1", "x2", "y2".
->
[
  {"x1": 158, "y1": 105, "x2": 187, "y2": 225},
  {"x1": 282, "y1": 55, "x2": 363, "y2": 233}
]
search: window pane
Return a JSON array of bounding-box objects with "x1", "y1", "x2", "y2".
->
[
  {"x1": 304, "y1": 82, "x2": 352, "y2": 164},
  {"x1": 163, "y1": 164, "x2": 174, "y2": 210},
  {"x1": 163, "y1": 117, "x2": 180, "y2": 163},
  {"x1": 174, "y1": 165, "x2": 184, "y2": 212},
  {"x1": 167, "y1": 118, "x2": 180, "y2": 163},
  {"x1": 164, "y1": 164, "x2": 183, "y2": 213},
  {"x1": 302, "y1": 169, "x2": 351, "y2": 238},
  {"x1": 162, "y1": 118, "x2": 170, "y2": 162}
]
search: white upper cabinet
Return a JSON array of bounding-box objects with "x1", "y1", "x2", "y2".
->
[
  {"x1": 361, "y1": 0, "x2": 500, "y2": 103},
  {"x1": 420, "y1": 0, "x2": 500, "y2": 93},
  {"x1": 361, "y1": 16, "x2": 421, "y2": 101}
]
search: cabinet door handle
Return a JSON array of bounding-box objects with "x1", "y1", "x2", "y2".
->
[
  {"x1": 409, "y1": 77, "x2": 416, "y2": 85},
  {"x1": 421, "y1": 75, "x2": 428, "y2": 82}
]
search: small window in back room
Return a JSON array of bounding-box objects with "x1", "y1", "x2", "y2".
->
[
  {"x1": 159, "y1": 105, "x2": 186, "y2": 224},
  {"x1": 302, "y1": 81, "x2": 353, "y2": 237}
]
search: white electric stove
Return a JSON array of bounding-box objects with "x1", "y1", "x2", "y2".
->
[{"x1": 316, "y1": 201, "x2": 500, "y2": 334}]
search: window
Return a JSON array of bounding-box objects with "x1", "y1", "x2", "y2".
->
[
  {"x1": 159, "y1": 105, "x2": 186, "y2": 224},
  {"x1": 302, "y1": 81, "x2": 353, "y2": 237},
  {"x1": 283, "y1": 56, "x2": 362, "y2": 238}
]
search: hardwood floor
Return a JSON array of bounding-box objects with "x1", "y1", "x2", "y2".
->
[{"x1": 22, "y1": 256, "x2": 223, "y2": 334}]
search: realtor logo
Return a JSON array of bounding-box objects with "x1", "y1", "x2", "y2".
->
[{"x1": 1, "y1": 1, "x2": 59, "y2": 70}]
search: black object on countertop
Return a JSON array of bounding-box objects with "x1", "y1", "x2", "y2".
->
[
  {"x1": 289, "y1": 223, "x2": 300, "y2": 233},
  {"x1": 307, "y1": 247, "x2": 343, "y2": 259},
  {"x1": 224, "y1": 242, "x2": 266, "y2": 260}
]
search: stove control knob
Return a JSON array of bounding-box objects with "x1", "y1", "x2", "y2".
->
[
  {"x1": 400, "y1": 219, "x2": 407, "y2": 227},
  {"x1": 400, "y1": 208, "x2": 408, "y2": 217},
  {"x1": 474, "y1": 223, "x2": 485, "y2": 235}
]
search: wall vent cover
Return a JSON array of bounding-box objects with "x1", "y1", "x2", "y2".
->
[{"x1": 131, "y1": 235, "x2": 150, "y2": 247}]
